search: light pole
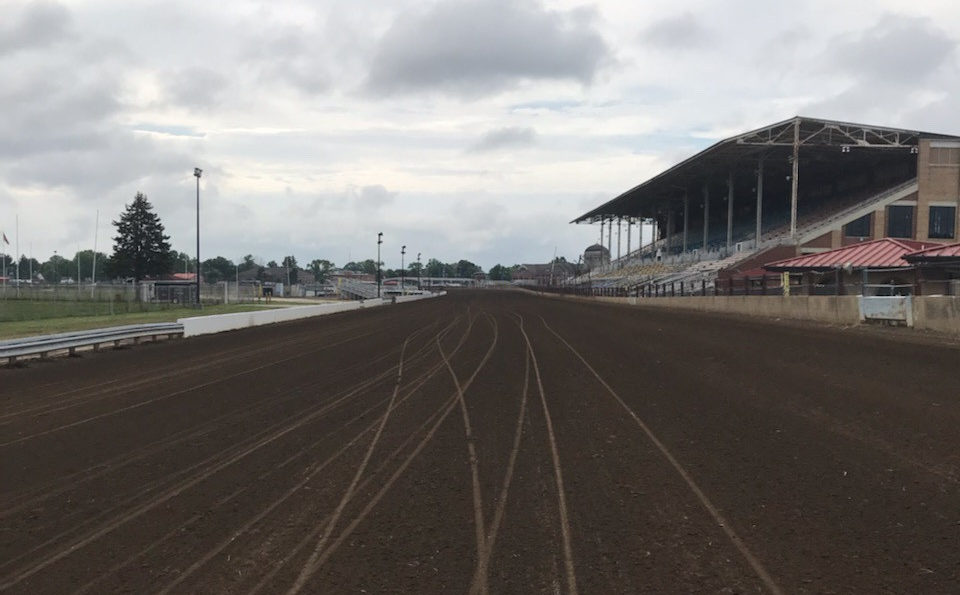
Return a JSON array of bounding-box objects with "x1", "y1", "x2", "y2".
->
[
  {"x1": 417, "y1": 252, "x2": 421, "y2": 291},
  {"x1": 194, "y1": 167, "x2": 202, "y2": 307},
  {"x1": 401, "y1": 245, "x2": 406, "y2": 296},
  {"x1": 377, "y1": 232, "x2": 383, "y2": 298}
]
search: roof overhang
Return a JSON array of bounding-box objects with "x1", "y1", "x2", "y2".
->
[{"x1": 573, "y1": 116, "x2": 960, "y2": 224}]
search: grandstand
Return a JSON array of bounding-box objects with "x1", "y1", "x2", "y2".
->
[{"x1": 571, "y1": 116, "x2": 960, "y2": 291}]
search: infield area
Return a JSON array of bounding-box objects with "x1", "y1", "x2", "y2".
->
[{"x1": 1, "y1": 290, "x2": 958, "y2": 593}]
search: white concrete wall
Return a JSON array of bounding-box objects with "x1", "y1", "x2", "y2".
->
[
  {"x1": 179, "y1": 292, "x2": 446, "y2": 338},
  {"x1": 394, "y1": 291, "x2": 445, "y2": 304},
  {"x1": 179, "y1": 299, "x2": 385, "y2": 337}
]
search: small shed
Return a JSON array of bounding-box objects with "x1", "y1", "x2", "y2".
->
[
  {"x1": 763, "y1": 238, "x2": 939, "y2": 295},
  {"x1": 904, "y1": 242, "x2": 960, "y2": 295}
]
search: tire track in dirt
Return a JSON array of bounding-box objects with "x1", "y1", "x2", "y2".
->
[
  {"x1": 0, "y1": 322, "x2": 400, "y2": 447},
  {"x1": 468, "y1": 313, "x2": 531, "y2": 595},
  {"x1": 134, "y1": 314, "x2": 472, "y2": 595},
  {"x1": 274, "y1": 312, "x2": 499, "y2": 594},
  {"x1": 517, "y1": 313, "x2": 578, "y2": 595},
  {"x1": 539, "y1": 315, "x2": 784, "y2": 595},
  {"x1": 0, "y1": 318, "x2": 452, "y2": 591},
  {"x1": 0, "y1": 315, "x2": 395, "y2": 423}
]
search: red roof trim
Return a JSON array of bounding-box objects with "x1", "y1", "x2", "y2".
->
[
  {"x1": 904, "y1": 241, "x2": 960, "y2": 261},
  {"x1": 764, "y1": 238, "x2": 940, "y2": 271}
]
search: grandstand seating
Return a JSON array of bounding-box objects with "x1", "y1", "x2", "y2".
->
[
  {"x1": 337, "y1": 279, "x2": 379, "y2": 300},
  {"x1": 574, "y1": 177, "x2": 919, "y2": 292}
]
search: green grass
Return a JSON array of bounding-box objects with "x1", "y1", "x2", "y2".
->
[{"x1": 0, "y1": 303, "x2": 281, "y2": 340}]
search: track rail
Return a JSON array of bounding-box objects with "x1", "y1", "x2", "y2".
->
[{"x1": 0, "y1": 323, "x2": 183, "y2": 365}]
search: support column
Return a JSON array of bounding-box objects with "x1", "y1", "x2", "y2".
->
[
  {"x1": 667, "y1": 209, "x2": 675, "y2": 255},
  {"x1": 682, "y1": 192, "x2": 689, "y2": 253},
  {"x1": 726, "y1": 171, "x2": 734, "y2": 250},
  {"x1": 607, "y1": 217, "x2": 612, "y2": 256},
  {"x1": 702, "y1": 181, "x2": 710, "y2": 252},
  {"x1": 756, "y1": 155, "x2": 765, "y2": 246},
  {"x1": 626, "y1": 217, "x2": 632, "y2": 256},
  {"x1": 599, "y1": 218, "x2": 604, "y2": 245},
  {"x1": 617, "y1": 217, "x2": 622, "y2": 260},
  {"x1": 790, "y1": 118, "x2": 800, "y2": 241},
  {"x1": 638, "y1": 217, "x2": 644, "y2": 255}
]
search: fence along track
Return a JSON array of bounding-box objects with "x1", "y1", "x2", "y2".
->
[{"x1": 0, "y1": 323, "x2": 183, "y2": 365}]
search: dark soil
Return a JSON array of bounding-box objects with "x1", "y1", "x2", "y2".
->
[{"x1": 2, "y1": 290, "x2": 958, "y2": 594}]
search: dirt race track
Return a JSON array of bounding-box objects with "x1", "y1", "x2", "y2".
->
[{"x1": 2, "y1": 290, "x2": 959, "y2": 594}]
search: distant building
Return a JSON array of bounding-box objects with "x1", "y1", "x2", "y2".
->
[
  {"x1": 583, "y1": 244, "x2": 610, "y2": 270},
  {"x1": 513, "y1": 262, "x2": 578, "y2": 286}
]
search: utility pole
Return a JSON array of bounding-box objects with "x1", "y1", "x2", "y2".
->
[
  {"x1": 194, "y1": 167, "x2": 202, "y2": 307},
  {"x1": 401, "y1": 245, "x2": 406, "y2": 296},
  {"x1": 377, "y1": 232, "x2": 383, "y2": 298},
  {"x1": 417, "y1": 252, "x2": 421, "y2": 290}
]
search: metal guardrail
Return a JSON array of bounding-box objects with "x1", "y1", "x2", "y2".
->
[{"x1": 0, "y1": 322, "x2": 184, "y2": 365}]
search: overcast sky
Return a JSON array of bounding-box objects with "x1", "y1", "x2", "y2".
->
[{"x1": 2, "y1": 0, "x2": 959, "y2": 270}]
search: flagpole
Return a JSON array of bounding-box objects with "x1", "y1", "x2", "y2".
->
[
  {"x1": 16, "y1": 215, "x2": 20, "y2": 297},
  {"x1": 91, "y1": 209, "x2": 99, "y2": 299}
]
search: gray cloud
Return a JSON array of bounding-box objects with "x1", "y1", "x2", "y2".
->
[
  {"x1": 0, "y1": 0, "x2": 72, "y2": 56},
  {"x1": 826, "y1": 14, "x2": 956, "y2": 84},
  {"x1": 640, "y1": 12, "x2": 713, "y2": 50},
  {"x1": 365, "y1": 0, "x2": 609, "y2": 97},
  {"x1": 469, "y1": 126, "x2": 537, "y2": 152},
  {"x1": 162, "y1": 67, "x2": 230, "y2": 110},
  {"x1": 242, "y1": 26, "x2": 330, "y2": 95},
  {"x1": 355, "y1": 184, "x2": 397, "y2": 209},
  {"x1": 805, "y1": 14, "x2": 958, "y2": 124},
  {"x1": 0, "y1": 22, "x2": 194, "y2": 198}
]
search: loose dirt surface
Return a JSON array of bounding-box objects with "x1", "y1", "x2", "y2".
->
[{"x1": 2, "y1": 290, "x2": 959, "y2": 594}]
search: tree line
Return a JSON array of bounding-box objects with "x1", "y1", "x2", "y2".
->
[{"x1": 2, "y1": 193, "x2": 522, "y2": 284}]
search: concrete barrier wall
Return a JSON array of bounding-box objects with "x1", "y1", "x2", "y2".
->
[
  {"x1": 394, "y1": 291, "x2": 445, "y2": 304},
  {"x1": 601, "y1": 295, "x2": 862, "y2": 325},
  {"x1": 180, "y1": 299, "x2": 385, "y2": 337},
  {"x1": 179, "y1": 292, "x2": 447, "y2": 338},
  {"x1": 559, "y1": 293, "x2": 959, "y2": 335},
  {"x1": 913, "y1": 296, "x2": 960, "y2": 335}
]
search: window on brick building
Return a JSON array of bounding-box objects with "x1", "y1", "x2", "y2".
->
[
  {"x1": 930, "y1": 147, "x2": 960, "y2": 166},
  {"x1": 929, "y1": 206, "x2": 956, "y2": 239},
  {"x1": 887, "y1": 205, "x2": 914, "y2": 238},
  {"x1": 844, "y1": 214, "x2": 871, "y2": 237}
]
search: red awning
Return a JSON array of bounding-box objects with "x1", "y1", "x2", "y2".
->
[
  {"x1": 904, "y1": 241, "x2": 960, "y2": 263},
  {"x1": 764, "y1": 238, "x2": 939, "y2": 271}
]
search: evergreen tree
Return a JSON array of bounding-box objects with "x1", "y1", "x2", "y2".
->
[{"x1": 111, "y1": 192, "x2": 172, "y2": 281}]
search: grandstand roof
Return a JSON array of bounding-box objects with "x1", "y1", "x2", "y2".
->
[
  {"x1": 572, "y1": 116, "x2": 960, "y2": 224},
  {"x1": 903, "y1": 242, "x2": 960, "y2": 263},
  {"x1": 763, "y1": 238, "x2": 937, "y2": 272}
]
